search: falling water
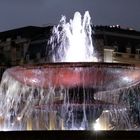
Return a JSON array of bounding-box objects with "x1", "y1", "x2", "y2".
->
[
  {"x1": 48, "y1": 11, "x2": 97, "y2": 62},
  {"x1": 0, "y1": 63, "x2": 140, "y2": 130}
]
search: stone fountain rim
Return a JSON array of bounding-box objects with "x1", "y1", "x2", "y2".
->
[
  {"x1": 6, "y1": 62, "x2": 140, "y2": 93},
  {"x1": 20, "y1": 62, "x2": 137, "y2": 69}
]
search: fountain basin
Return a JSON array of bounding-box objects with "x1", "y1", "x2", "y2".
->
[{"x1": 7, "y1": 62, "x2": 140, "y2": 91}]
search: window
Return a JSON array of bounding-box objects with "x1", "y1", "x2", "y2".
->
[
  {"x1": 126, "y1": 47, "x2": 131, "y2": 54},
  {"x1": 6, "y1": 38, "x2": 11, "y2": 42},
  {"x1": 113, "y1": 45, "x2": 118, "y2": 52},
  {"x1": 26, "y1": 54, "x2": 30, "y2": 61},
  {"x1": 136, "y1": 49, "x2": 140, "y2": 54},
  {"x1": 36, "y1": 52, "x2": 41, "y2": 60}
]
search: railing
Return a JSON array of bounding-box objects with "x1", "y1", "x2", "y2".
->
[{"x1": 113, "y1": 52, "x2": 140, "y2": 60}]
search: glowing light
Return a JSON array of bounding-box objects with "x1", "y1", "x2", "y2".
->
[
  {"x1": 118, "y1": 108, "x2": 127, "y2": 112},
  {"x1": 123, "y1": 76, "x2": 131, "y2": 82},
  {"x1": 93, "y1": 119, "x2": 101, "y2": 131},
  {"x1": 31, "y1": 78, "x2": 39, "y2": 83},
  {"x1": 2, "y1": 128, "x2": 11, "y2": 131},
  {"x1": 17, "y1": 116, "x2": 22, "y2": 121},
  {"x1": 104, "y1": 110, "x2": 109, "y2": 113},
  {"x1": 93, "y1": 57, "x2": 98, "y2": 62},
  {"x1": 7, "y1": 98, "x2": 10, "y2": 103},
  {"x1": 79, "y1": 127, "x2": 85, "y2": 130},
  {"x1": 70, "y1": 127, "x2": 84, "y2": 130}
]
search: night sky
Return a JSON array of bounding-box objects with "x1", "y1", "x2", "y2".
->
[{"x1": 0, "y1": 0, "x2": 140, "y2": 31}]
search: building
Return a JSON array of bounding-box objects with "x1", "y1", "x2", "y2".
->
[
  {"x1": 0, "y1": 26, "x2": 52, "y2": 66},
  {"x1": 94, "y1": 25, "x2": 140, "y2": 64}
]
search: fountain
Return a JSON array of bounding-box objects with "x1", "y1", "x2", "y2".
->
[{"x1": 0, "y1": 11, "x2": 140, "y2": 130}]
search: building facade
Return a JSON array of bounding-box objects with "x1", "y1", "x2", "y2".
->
[
  {"x1": 94, "y1": 25, "x2": 140, "y2": 64},
  {"x1": 0, "y1": 26, "x2": 52, "y2": 66}
]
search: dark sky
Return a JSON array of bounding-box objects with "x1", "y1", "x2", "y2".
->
[{"x1": 0, "y1": 0, "x2": 140, "y2": 31}]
